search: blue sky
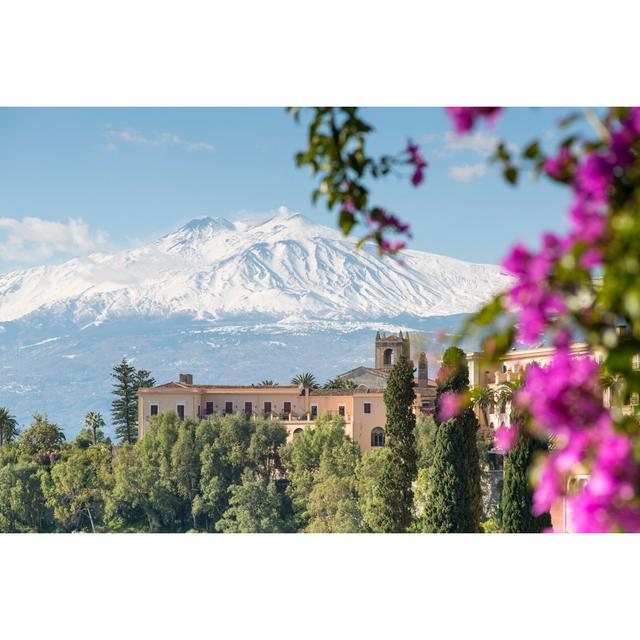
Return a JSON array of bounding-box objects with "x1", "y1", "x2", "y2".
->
[{"x1": 0, "y1": 107, "x2": 574, "y2": 271}]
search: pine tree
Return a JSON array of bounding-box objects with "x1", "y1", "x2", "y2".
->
[
  {"x1": 111, "y1": 359, "x2": 138, "y2": 444},
  {"x1": 111, "y1": 360, "x2": 156, "y2": 444},
  {"x1": 373, "y1": 354, "x2": 417, "y2": 532},
  {"x1": 424, "y1": 346, "x2": 481, "y2": 532},
  {"x1": 501, "y1": 430, "x2": 552, "y2": 533}
]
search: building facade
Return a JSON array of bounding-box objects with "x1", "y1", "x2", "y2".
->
[
  {"x1": 466, "y1": 342, "x2": 616, "y2": 532},
  {"x1": 138, "y1": 332, "x2": 437, "y2": 454}
]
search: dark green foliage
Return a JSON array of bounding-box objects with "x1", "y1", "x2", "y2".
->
[
  {"x1": 324, "y1": 378, "x2": 357, "y2": 389},
  {"x1": 111, "y1": 359, "x2": 155, "y2": 444},
  {"x1": 423, "y1": 417, "x2": 469, "y2": 532},
  {"x1": 16, "y1": 414, "x2": 66, "y2": 465},
  {"x1": 215, "y1": 470, "x2": 293, "y2": 533},
  {"x1": 371, "y1": 355, "x2": 417, "y2": 532},
  {"x1": 501, "y1": 431, "x2": 552, "y2": 533},
  {"x1": 424, "y1": 346, "x2": 481, "y2": 533},
  {"x1": 0, "y1": 461, "x2": 54, "y2": 532},
  {"x1": 282, "y1": 413, "x2": 360, "y2": 532},
  {"x1": 111, "y1": 359, "x2": 139, "y2": 444}
]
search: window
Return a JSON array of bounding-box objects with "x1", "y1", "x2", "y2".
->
[
  {"x1": 283, "y1": 401, "x2": 292, "y2": 414},
  {"x1": 224, "y1": 401, "x2": 233, "y2": 415},
  {"x1": 176, "y1": 403, "x2": 185, "y2": 421},
  {"x1": 383, "y1": 348, "x2": 394, "y2": 366},
  {"x1": 293, "y1": 428, "x2": 303, "y2": 436},
  {"x1": 264, "y1": 401, "x2": 272, "y2": 416},
  {"x1": 371, "y1": 427, "x2": 385, "y2": 447},
  {"x1": 338, "y1": 405, "x2": 345, "y2": 417},
  {"x1": 244, "y1": 402, "x2": 253, "y2": 415},
  {"x1": 150, "y1": 403, "x2": 159, "y2": 417},
  {"x1": 310, "y1": 405, "x2": 318, "y2": 419},
  {"x1": 364, "y1": 402, "x2": 371, "y2": 414},
  {"x1": 205, "y1": 401, "x2": 214, "y2": 416}
]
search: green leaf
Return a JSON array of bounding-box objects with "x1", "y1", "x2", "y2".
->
[
  {"x1": 339, "y1": 210, "x2": 356, "y2": 235},
  {"x1": 504, "y1": 166, "x2": 518, "y2": 184},
  {"x1": 522, "y1": 140, "x2": 540, "y2": 160}
]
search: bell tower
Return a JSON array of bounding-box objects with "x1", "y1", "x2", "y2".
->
[{"x1": 375, "y1": 331, "x2": 411, "y2": 371}]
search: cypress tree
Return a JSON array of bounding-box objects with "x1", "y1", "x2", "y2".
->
[
  {"x1": 501, "y1": 430, "x2": 552, "y2": 533},
  {"x1": 373, "y1": 354, "x2": 417, "y2": 532},
  {"x1": 424, "y1": 346, "x2": 481, "y2": 532},
  {"x1": 423, "y1": 417, "x2": 468, "y2": 532}
]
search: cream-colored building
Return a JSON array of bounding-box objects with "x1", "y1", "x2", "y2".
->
[
  {"x1": 138, "y1": 333, "x2": 437, "y2": 454},
  {"x1": 466, "y1": 341, "x2": 624, "y2": 532}
]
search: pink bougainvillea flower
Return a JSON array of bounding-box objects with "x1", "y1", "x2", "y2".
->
[
  {"x1": 543, "y1": 146, "x2": 573, "y2": 181},
  {"x1": 406, "y1": 139, "x2": 428, "y2": 187},
  {"x1": 438, "y1": 392, "x2": 465, "y2": 422},
  {"x1": 494, "y1": 423, "x2": 518, "y2": 453},
  {"x1": 446, "y1": 107, "x2": 502, "y2": 134}
]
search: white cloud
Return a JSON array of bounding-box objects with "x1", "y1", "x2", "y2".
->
[
  {"x1": 186, "y1": 142, "x2": 215, "y2": 152},
  {"x1": 448, "y1": 162, "x2": 489, "y2": 182},
  {"x1": 443, "y1": 130, "x2": 500, "y2": 156},
  {"x1": 0, "y1": 217, "x2": 108, "y2": 264},
  {"x1": 105, "y1": 127, "x2": 214, "y2": 152}
]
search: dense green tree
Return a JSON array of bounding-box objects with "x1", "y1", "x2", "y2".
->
[
  {"x1": 247, "y1": 420, "x2": 288, "y2": 482},
  {"x1": 323, "y1": 378, "x2": 357, "y2": 389},
  {"x1": 0, "y1": 408, "x2": 18, "y2": 447},
  {"x1": 369, "y1": 355, "x2": 417, "y2": 532},
  {"x1": 422, "y1": 417, "x2": 469, "y2": 532},
  {"x1": 42, "y1": 444, "x2": 113, "y2": 532},
  {"x1": 501, "y1": 404, "x2": 552, "y2": 533},
  {"x1": 172, "y1": 422, "x2": 200, "y2": 529},
  {"x1": 305, "y1": 439, "x2": 362, "y2": 532},
  {"x1": 357, "y1": 448, "x2": 390, "y2": 532},
  {"x1": 192, "y1": 414, "x2": 254, "y2": 530},
  {"x1": 0, "y1": 461, "x2": 53, "y2": 532},
  {"x1": 16, "y1": 414, "x2": 66, "y2": 465},
  {"x1": 215, "y1": 470, "x2": 292, "y2": 533},
  {"x1": 415, "y1": 414, "x2": 437, "y2": 471},
  {"x1": 424, "y1": 347, "x2": 481, "y2": 533},
  {"x1": 282, "y1": 414, "x2": 357, "y2": 530},
  {"x1": 109, "y1": 412, "x2": 193, "y2": 531}
]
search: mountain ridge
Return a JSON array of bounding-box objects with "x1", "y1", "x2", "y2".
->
[{"x1": 0, "y1": 207, "x2": 511, "y2": 327}]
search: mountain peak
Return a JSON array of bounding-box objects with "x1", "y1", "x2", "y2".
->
[{"x1": 179, "y1": 216, "x2": 235, "y2": 233}]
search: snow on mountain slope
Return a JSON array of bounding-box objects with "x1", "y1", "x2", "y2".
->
[{"x1": 0, "y1": 207, "x2": 512, "y2": 326}]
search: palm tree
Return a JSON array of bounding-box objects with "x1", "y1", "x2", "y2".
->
[
  {"x1": 258, "y1": 380, "x2": 278, "y2": 386},
  {"x1": 0, "y1": 407, "x2": 18, "y2": 447},
  {"x1": 470, "y1": 387, "x2": 494, "y2": 426},
  {"x1": 600, "y1": 371, "x2": 626, "y2": 410},
  {"x1": 324, "y1": 378, "x2": 357, "y2": 389},
  {"x1": 291, "y1": 372, "x2": 319, "y2": 389},
  {"x1": 83, "y1": 411, "x2": 105, "y2": 445}
]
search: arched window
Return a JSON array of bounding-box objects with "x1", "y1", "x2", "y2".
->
[
  {"x1": 293, "y1": 428, "x2": 303, "y2": 436},
  {"x1": 383, "y1": 348, "x2": 395, "y2": 366},
  {"x1": 371, "y1": 427, "x2": 385, "y2": 447}
]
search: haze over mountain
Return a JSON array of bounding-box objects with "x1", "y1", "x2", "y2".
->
[{"x1": 0, "y1": 208, "x2": 511, "y2": 435}]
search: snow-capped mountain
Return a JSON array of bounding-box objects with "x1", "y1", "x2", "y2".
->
[
  {"x1": 0, "y1": 208, "x2": 510, "y2": 326},
  {"x1": 0, "y1": 208, "x2": 511, "y2": 435}
]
